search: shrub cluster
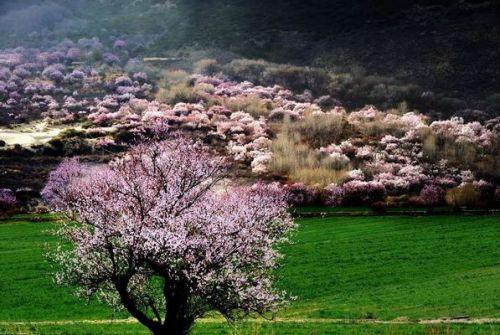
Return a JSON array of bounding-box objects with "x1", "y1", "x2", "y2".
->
[
  {"x1": 0, "y1": 38, "x2": 153, "y2": 125},
  {"x1": 1, "y1": 41, "x2": 498, "y2": 208}
]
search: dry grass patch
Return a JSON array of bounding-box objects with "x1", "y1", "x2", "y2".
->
[{"x1": 270, "y1": 125, "x2": 348, "y2": 187}]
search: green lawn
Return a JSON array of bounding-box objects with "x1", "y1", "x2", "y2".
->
[
  {"x1": 0, "y1": 214, "x2": 499, "y2": 334},
  {"x1": 2, "y1": 322, "x2": 499, "y2": 335},
  {"x1": 279, "y1": 215, "x2": 500, "y2": 320}
]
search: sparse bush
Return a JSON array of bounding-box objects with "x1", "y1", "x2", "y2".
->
[
  {"x1": 290, "y1": 167, "x2": 347, "y2": 188},
  {"x1": 61, "y1": 137, "x2": 93, "y2": 156},
  {"x1": 114, "y1": 129, "x2": 136, "y2": 144},
  {"x1": 224, "y1": 60, "x2": 331, "y2": 95},
  {"x1": 386, "y1": 195, "x2": 409, "y2": 207},
  {"x1": 290, "y1": 111, "x2": 348, "y2": 148},
  {"x1": 48, "y1": 136, "x2": 92, "y2": 156},
  {"x1": 473, "y1": 180, "x2": 495, "y2": 201},
  {"x1": 421, "y1": 130, "x2": 438, "y2": 160},
  {"x1": 194, "y1": 59, "x2": 222, "y2": 76},
  {"x1": 445, "y1": 184, "x2": 480, "y2": 208},
  {"x1": 265, "y1": 65, "x2": 331, "y2": 95},
  {"x1": 371, "y1": 201, "x2": 387, "y2": 214},
  {"x1": 160, "y1": 69, "x2": 190, "y2": 86},
  {"x1": 224, "y1": 95, "x2": 273, "y2": 118},
  {"x1": 225, "y1": 59, "x2": 268, "y2": 84},
  {"x1": 442, "y1": 141, "x2": 479, "y2": 169},
  {"x1": 494, "y1": 187, "x2": 500, "y2": 204},
  {"x1": 156, "y1": 83, "x2": 203, "y2": 105},
  {"x1": 269, "y1": 127, "x2": 347, "y2": 187}
]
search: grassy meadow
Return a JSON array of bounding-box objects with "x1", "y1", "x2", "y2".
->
[
  {"x1": 0, "y1": 214, "x2": 499, "y2": 334},
  {"x1": 2, "y1": 322, "x2": 499, "y2": 335}
]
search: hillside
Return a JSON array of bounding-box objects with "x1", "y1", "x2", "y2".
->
[{"x1": 0, "y1": 0, "x2": 499, "y2": 116}]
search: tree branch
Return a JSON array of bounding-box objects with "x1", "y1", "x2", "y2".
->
[{"x1": 115, "y1": 277, "x2": 162, "y2": 333}]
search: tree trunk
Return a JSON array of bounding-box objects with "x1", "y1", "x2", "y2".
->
[
  {"x1": 152, "y1": 322, "x2": 192, "y2": 335},
  {"x1": 149, "y1": 310, "x2": 193, "y2": 335},
  {"x1": 160, "y1": 282, "x2": 194, "y2": 335},
  {"x1": 115, "y1": 278, "x2": 164, "y2": 334},
  {"x1": 114, "y1": 277, "x2": 195, "y2": 335}
]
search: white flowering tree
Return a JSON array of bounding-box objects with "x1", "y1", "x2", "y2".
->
[{"x1": 42, "y1": 137, "x2": 294, "y2": 335}]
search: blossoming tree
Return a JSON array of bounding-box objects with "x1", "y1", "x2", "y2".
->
[
  {"x1": 0, "y1": 188, "x2": 17, "y2": 214},
  {"x1": 42, "y1": 137, "x2": 294, "y2": 335}
]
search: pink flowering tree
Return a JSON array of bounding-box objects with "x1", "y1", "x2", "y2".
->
[
  {"x1": 0, "y1": 188, "x2": 17, "y2": 213},
  {"x1": 42, "y1": 137, "x2": 294, "y2": 335}
]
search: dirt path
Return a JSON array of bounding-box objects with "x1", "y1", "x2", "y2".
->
[{"x1": 1, "y1": 317, "x2": 499, "y2": 326}]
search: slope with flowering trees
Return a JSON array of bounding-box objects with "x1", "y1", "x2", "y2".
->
[{"x1": 1, "y1": 38, "x2": 499, "y2": 209}]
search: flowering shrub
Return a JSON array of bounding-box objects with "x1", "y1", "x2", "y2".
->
[
  {"x1": 0, "y1": 40, "x2": 498, "y2": 208},
  {"x1": 472, "y1": 180, "x2": 495, "y2": 200},
  {"x1": 113, "y1": 39, "x2": 127, "y2": 49},
  {"x1": 346, "y1": 169, "x2": 365, "y2": 181},
  {"x1": 324, "y1": 183, "x2": 345, "y2": 206},
  {"x1": 341, "y1": 180, "x2": 387, "y2": 205},
  {"x1": 0, "y1": 39, "x2": 154, "y2": 125},
  {"x1": 77, "y1": 74, "x2": 498, "y2": 205},
  {"x1": 373, "y1": 173, "x2": 410, "y2": 193},
  {"x1": 430, "y1": 117, "x2": 493, "y2": 147},
  {"x1": 0, "y1": 188, "x2": 17, "y2": 212},
  {"x1": 284, "y1": 183, "x2": 317, "y2": 206},
  {"x1": 41, "y1": 158, "x2": 84, "y2": 210},
  {"x1": 419, "y1": 184, "x2": 445, "y2": 206}
]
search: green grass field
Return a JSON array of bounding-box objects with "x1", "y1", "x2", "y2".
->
[
  {"x1": 0, "y1": 214, "x2": 499, "y2": 334},
  {"x1": 2, "y1": 322, "x2": 499, "y2": 335}
]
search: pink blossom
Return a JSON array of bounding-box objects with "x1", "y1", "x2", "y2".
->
[
  {"x1": 342, "y1": 180, "x2": 386, "y2": 204},
  {"x1": 419, "y1": 184, "x2": 445, "y2": 206},
  {"x1": 41, "y1": 158, "x2": 85, "y2": 210},
  {"x1": 374, "y1": 172, "x2": 410, "y2": 193},
  {"x1": 0, "y1": 189, "x2": 17, "y2": 211},
  {"x1": 355, "y1": 146, "x2": 374, "y2": 160},
  {"x1": 346, "y1": 169, "x2": 365, "y2": 181},
  {"x1": 113, "y1": 39, "x2": 127, "y2": 49},
  {"x1": 284, "y1": 183, "x2": 317, "y2": 206},
  {"x1": 324, "y1": 183, "x2": 344, "y2": 206},
  {"x1": 251, "y1": 152, "x2": 273, "y2": 174}
]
